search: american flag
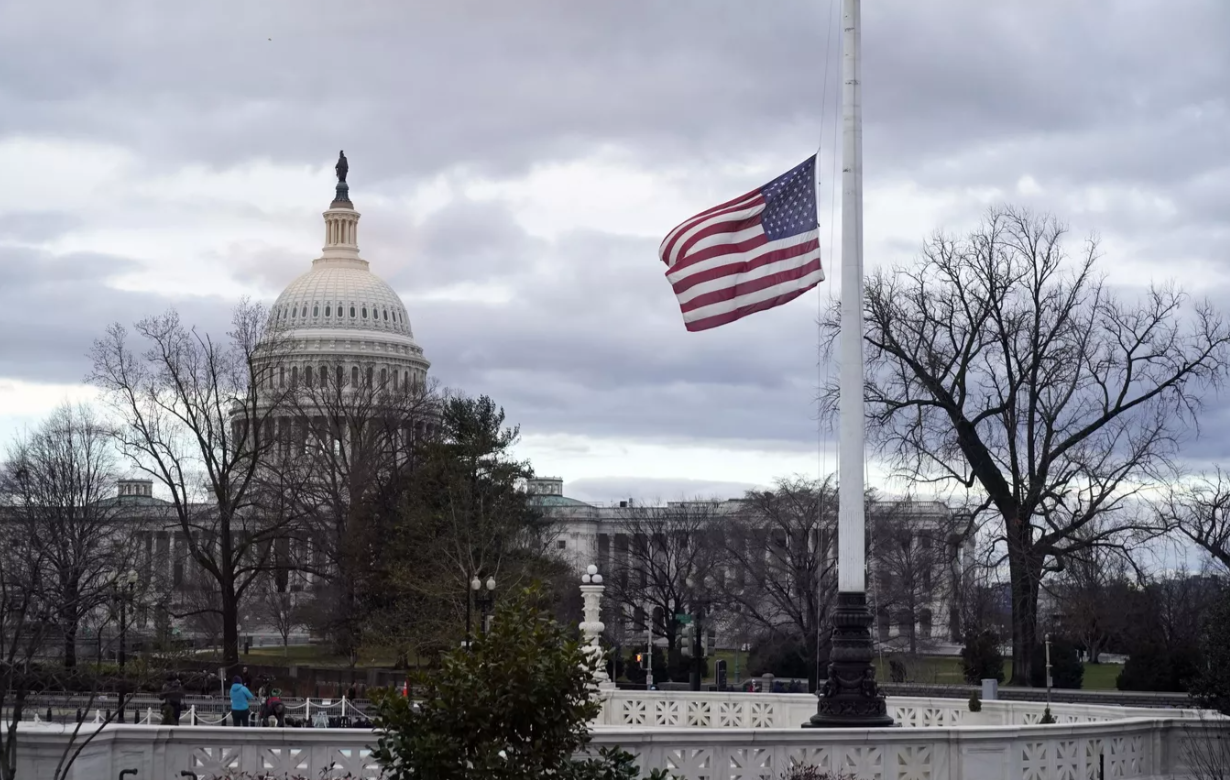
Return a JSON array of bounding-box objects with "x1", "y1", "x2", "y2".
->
[{"x1": 659, "y1": 155, "x2": 823, "y2": 332}]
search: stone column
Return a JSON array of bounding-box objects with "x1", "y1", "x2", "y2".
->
[{"x1": 579, "y1": 565, "x2": 614, "y2": 690}]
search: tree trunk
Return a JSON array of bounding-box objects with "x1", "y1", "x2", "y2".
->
[
  {"x1": 63, "y1": 622, "x2": 77, "y2": 670},
  {"x1": 1007, "y1": 543, "x2": 1042, "y2": 686},
  {"x1": 221, "y1": 586, "x2": 240, "y2": 671}
]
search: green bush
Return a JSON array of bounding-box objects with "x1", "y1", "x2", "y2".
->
[
  {"x1": 960, "y1": 630, "x2": 1004, "y2": 685},
  {"x1": 1116, "y1": 641, "x2": 1200, "y2": 693},
  {"x1": 371, "y1": 587, "x2": 672, "y2": 780},
  {"x1": 1030, "y1": 637, "x2": 1083, "y2": 690},
  {"x1": 967, "y1": 693, "x2": 981, "y2": 713}
]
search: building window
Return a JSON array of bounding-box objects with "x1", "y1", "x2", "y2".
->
[
  {"x1": 383, "y1": 309, "x2": 388, "y2": 321},
  {"x1": 361, "y1": 306, "x2": 368, "y2": 318},
  {"x1": 920, "y1": 608, "x2": 933, "y2": 639},
  {"x1": 305, "y1": 366, "x2": 314, "y2": 387},
  {"x1": 313, "y1": 304, "x2": 319, "y2": 317},
  {"x1": 365, "y1": 366, "x2": 373, "y2": 387},
  {"x1": 321, "y1": 365, "x2": 328, "y2": 387},
  {"x1": 292, "y1": 306, "x2": 298, "y2": 318},
  {"x1": 556, "y1": 540, "x2": 566, "y2": 549},
  {"x1": 393, "y1": 370, "x2": 399, "y2": 390},
  {"x1": 279, "y1": 366, "x2": 285, "y2": 388},
  {"x1": 325, "y1": 305, "x2": 331, "y2": 317},
  {"x1": 352, "y1": 366, "x2": 359, "y2": 386},
  {"x1": 291, "y1": 366, "x2": 298, "y2": 386},
  {"x1": 336, "y1": 365, "x2": 343, "y2": 386},
  {"x1": 350, "y1": 306, "x2": 356, "y2": 318},
  {"x1": 380, "y1": 368, "x2": 387, "y2": 387}
]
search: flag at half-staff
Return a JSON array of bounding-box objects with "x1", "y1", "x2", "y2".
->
[{"x1": 659, "y1": 155, "x2": 823, "y2": 332}]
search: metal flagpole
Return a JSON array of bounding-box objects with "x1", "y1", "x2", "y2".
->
[{"x1": 806, "y1": 0, "x2": 893, "y2": 728}]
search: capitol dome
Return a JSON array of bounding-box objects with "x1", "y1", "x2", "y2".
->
[{"x1": 260, "y1": 157, "x2": 430, "y2": 391}]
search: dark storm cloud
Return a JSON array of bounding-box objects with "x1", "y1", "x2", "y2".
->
[{"x1": 0, "y1": 247, "x2": 234, "y2": 383}]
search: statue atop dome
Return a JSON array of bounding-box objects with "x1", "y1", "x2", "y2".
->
[
  {"x1": 332, "y1": 151, "x2": 352, "y2": 206},
  {"x1": 335, "y1": 150, "x2": 349, "y2": 183}
]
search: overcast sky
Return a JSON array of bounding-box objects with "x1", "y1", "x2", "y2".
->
[{"x1": 2, "y1": 1, "x2": 1229, "y2": 504}]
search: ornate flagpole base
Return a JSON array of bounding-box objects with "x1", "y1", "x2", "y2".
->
[{"x1": 804, "y1": 591, "x2": 894, "y2": 728}]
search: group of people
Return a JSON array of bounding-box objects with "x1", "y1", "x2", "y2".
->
[
  {"x1": 228, "y1": 675, "x2": 286, "y2": 726},
  {"x1": 156, "y1": 670, "x2": 285, "y2": 727}
]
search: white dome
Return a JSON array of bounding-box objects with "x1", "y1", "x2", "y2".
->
[
  {"x1": 262, "y1": 176, "x2": 429, "y2": 374},
  {"x1": 272, "y1": 264, "x2": 416, "y2": 340}
]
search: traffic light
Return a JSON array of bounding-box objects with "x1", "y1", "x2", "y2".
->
[
  {"x1": 634, "y1": 653, "x2": 644, "y2": 666},
  {"x1": 680, "y1": 624, "x2": 695, "y2": 658}
]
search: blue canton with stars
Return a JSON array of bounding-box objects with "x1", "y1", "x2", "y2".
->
[{"x1": 759, "y1": 155, "x2": 817, "y2": 241}]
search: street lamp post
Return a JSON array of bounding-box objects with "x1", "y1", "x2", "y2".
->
[
  {"x1": 467, "y1": 575, "x2": 496, "y2": 650},
  {"x1": 116, "y1": 570, "x2": 138, "y2": 724},
  {"x1": 476, "y1": 576, "x2": 496, "y2": 635}
]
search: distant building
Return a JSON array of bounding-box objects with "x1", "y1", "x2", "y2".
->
[{"x1": 528, "y1": 477, "x2": 974, "y2": 653}]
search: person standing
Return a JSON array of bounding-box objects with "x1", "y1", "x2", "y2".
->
[
  {"x1": 229, "y1": 675, "x2": 255, "y2": 726},
  {"x1": 159, "y1": 678, "x2": 185, "y2": 725}
]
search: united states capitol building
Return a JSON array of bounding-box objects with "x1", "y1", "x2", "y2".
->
[{"x1": 90, "y1": 162, "x2": 969, "y2": 655}]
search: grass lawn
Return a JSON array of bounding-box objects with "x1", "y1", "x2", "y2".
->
[{"x1": 870, "y1": 654, "x2": 1124, "y2": 691}]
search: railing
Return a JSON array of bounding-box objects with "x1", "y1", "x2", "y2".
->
[
  {"x1": 13, "y1": 717, "x2": 1229, "y2": 780},
  {"x1": 595, "y1": 690, "x2": 1214, "y2": 730},
  {"x1": 25, "y1": 696, "x2": 375, "y2": 727}
]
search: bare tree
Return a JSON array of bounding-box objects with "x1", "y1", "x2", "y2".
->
[
  {"x1": 272, "y1": 362, "x2": 438, "y2": 656},
  {"x1": 826, "y1": 207, "x2": 1230, "y2": 684},
  {"x1": 0, "y1": 469, "x2": 158, "y2": 780},
  {"x1": 716, "y1": 476, "x2": 837, "y2": 692},
  {"x1": 869, "y1": 496, "x2": 967, "y2": 655},
  {"x1": 2, "y1": 404, "x2": 133, "y2": 668},
  {"x1": 605, "y1": 500, "x2": 723, "y2": 664},
  {"x1": 1043, "y1": 522, "x2": 1136, "y2": 663},
  {"x1": 1158, "y1": 470, "x2": 1230, "y2": 574},
  {"x1": 89, "y1": 302, "x2": 297, "y2": 671},
  {"x1": 252, "y1": 575, "x2": 306, "y2": 653}
]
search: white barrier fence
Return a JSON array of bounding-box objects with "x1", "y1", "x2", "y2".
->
[{"x1": 13, "y1": 694, "x2": 1227, "y2": 780}]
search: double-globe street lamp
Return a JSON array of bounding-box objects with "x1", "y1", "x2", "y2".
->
[
  {"x1": 465, "y1": 575, "x2": 496, "y2": 650},
  {"x1": 114, "y1": 569, "x2": 139, "y2": 723}
]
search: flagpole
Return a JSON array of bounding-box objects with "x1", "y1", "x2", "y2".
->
[{"x1": 806, "y1": 0, "x2": 893, "y2": 728}]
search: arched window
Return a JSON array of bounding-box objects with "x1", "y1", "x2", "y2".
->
[
  {"x1": 291, "y1": 366, "x2": 299, "y2": 386},
  {"x1": 336, "y1": 365, "x2": 343, "y2": 386},
  {"x1": 919, "y1": 608, "x2": 933, "y2": 640},
  {"x1": 338, "y1": 302, "x2": 343, "y2": 317},
  {"x1": 380, "y1": 368, "x2": 387, "y2": 387},
  {"x1": 352, "y1": 366, "x2": 359, "y2": 386},
  {"x1": 304, "y1": 366, "x2": 313, "y2": 388},
  {"x1": 393, "y1": 370, "x2": 399, "y2": 390},
  {"x1": 321, "y1": 365, "x2": 328, "y2": 387},
  {"x1": 313, "y1": 304, "x2": 319, "y2": 317},
  {"x1": 361, "y1": 306, "x2": 368, "y2": 319},
  {"x1": 383, "y1": 309, "x2": 388, "y2": 321},
  {"x1": 325, "y1": 304, "x2": 331, "y2": 317},
  {"x1": 292, "y1": 306, "x2": 298, "y2": 318},
  {"x1": 279, "y1": 366, "x2": 285, "y2": 388},
  {"x1": 350, "y1": 306, "x2": 356, "y2": 318},
  {"x1": 405, "y1": 370, "x2": 410, "y2": 388}
]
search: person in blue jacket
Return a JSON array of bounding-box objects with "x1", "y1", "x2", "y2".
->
[{"x1": 229, "y1": 675, "x2": 256, "y2": 726}]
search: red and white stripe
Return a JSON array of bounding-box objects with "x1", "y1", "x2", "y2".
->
[{"x1": 659, "y1": 190, "x2": 823, "y2": 332}]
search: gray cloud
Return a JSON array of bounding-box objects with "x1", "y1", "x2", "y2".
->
[{"x1": 0, "y1": 247, "x2": 235, "y2": 384}]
